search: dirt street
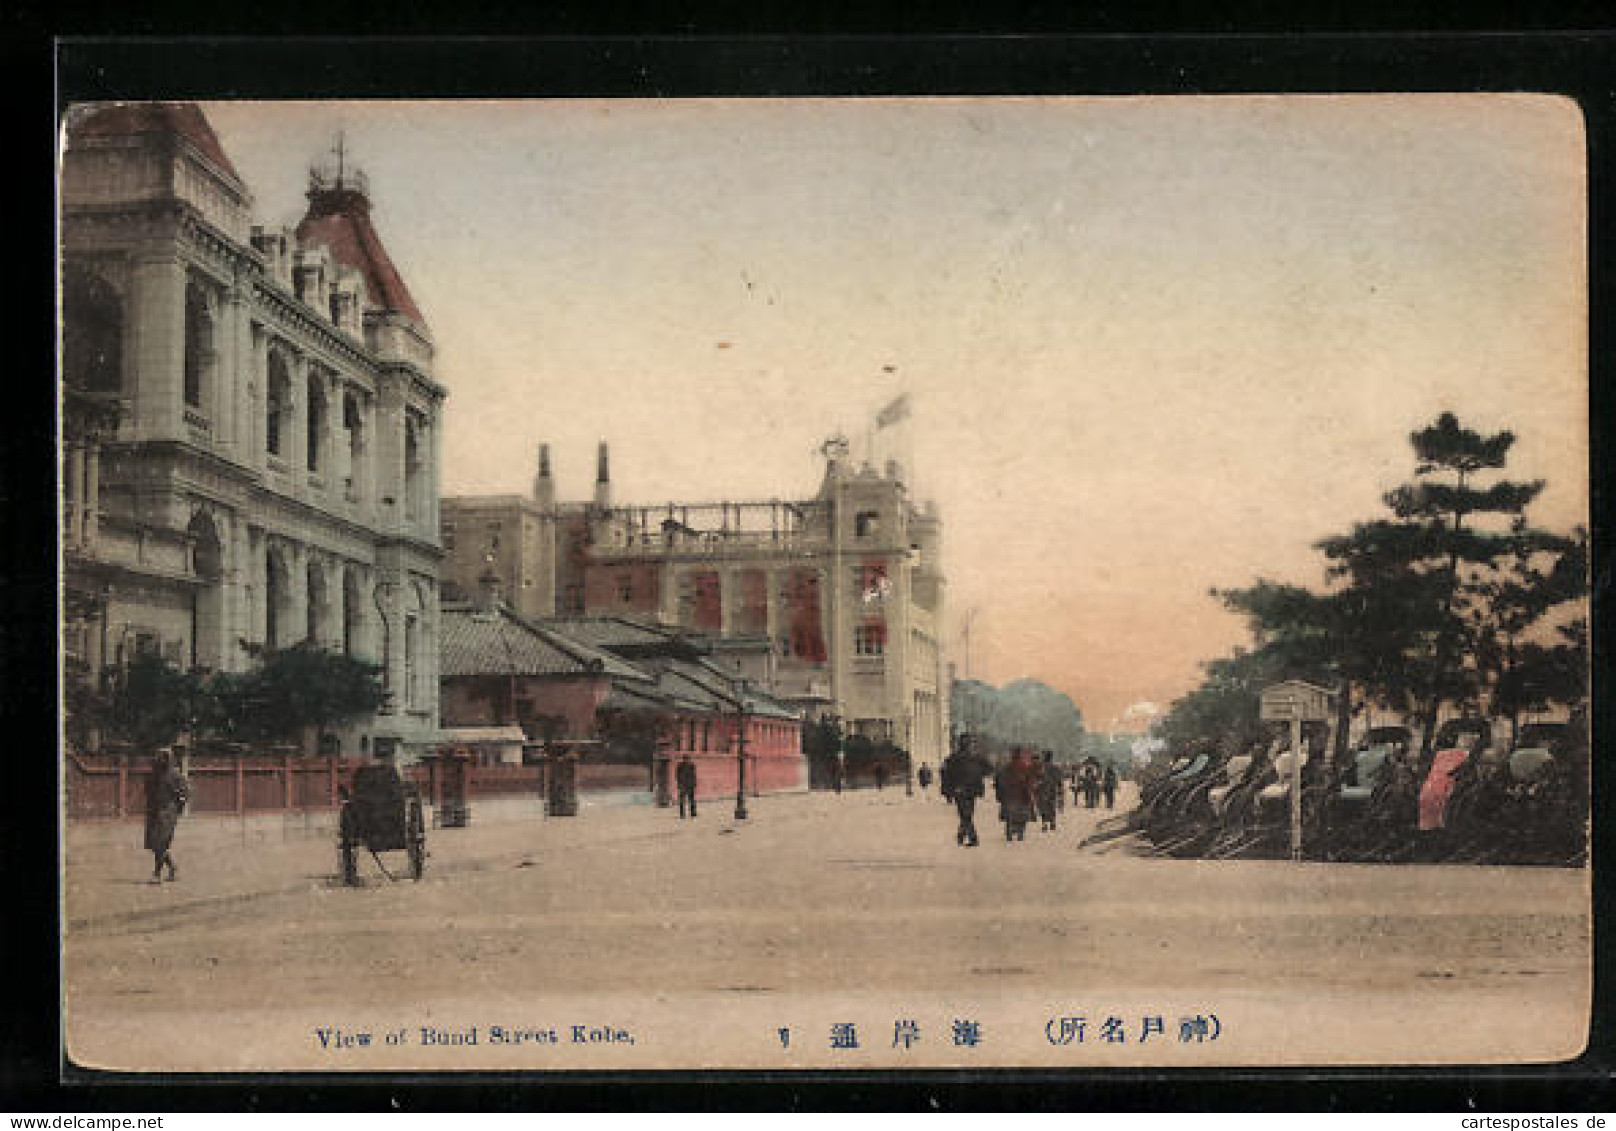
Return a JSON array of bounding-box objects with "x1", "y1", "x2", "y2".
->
[{"x1": 64, "y1": 786, "x2": 1590, "y2": 1071}]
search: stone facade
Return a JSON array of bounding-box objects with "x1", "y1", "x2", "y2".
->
[
  {"x1": 442, "y1": 443, "x2": 950, "y2": 765},
  {"x1": 61, "y1": 103, "x2": 445, "y2": 758}
]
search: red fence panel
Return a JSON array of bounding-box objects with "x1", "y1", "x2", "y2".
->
[{"x1": 468, "y1": 764, "x2": 544, "y2": 798}]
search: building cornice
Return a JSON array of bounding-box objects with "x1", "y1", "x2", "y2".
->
[{"x1": 251, "y1": 276, "x2": 379, "y2": 377}]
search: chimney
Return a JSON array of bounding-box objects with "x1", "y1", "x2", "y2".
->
[
  {"x1": 476, "y1": 559, "x2": 504, "y2": 613},
  {"x1": 593, "y1": 441, "x2": 611, "y2": 509},
  {"x1": 533, "y1": 442, "x2": 555, "y2": 509}
]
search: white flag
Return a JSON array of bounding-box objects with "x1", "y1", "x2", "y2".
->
[{"x1": 875, "y1": 392, "x2": 910, "y2": 429}]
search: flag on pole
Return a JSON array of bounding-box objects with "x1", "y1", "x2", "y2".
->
[{"x1": 875, "y1": 392, "x2": 911, "y2": 429}]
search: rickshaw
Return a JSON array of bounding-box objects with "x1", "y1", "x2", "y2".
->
[
  {"x1": 1499, "y1": 721, "x2": 1586, "y2": 866},
  {"x1": 1213, "y1": 722, "x2": 1332, "y2": 859},
  {"x1": 1139, "y1": 739, "x2": 1225, "y2": 852},
  {"x1": 338, "y1": 762, "x2": 428, "y2": 885},
  {"x1": 1322, "y1": 725, "x2": 1413, "y2": 861}
]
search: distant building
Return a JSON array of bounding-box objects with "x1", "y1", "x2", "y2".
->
[
  {"x1": 61, "y1": 103, "x2": 446, "y2": 758},
  {"x1": 438, "y1": 578, "x2": 805, "y2": 799},
  {"x1": 442, "y1": 439, "x2": 949, "y2": 764}
]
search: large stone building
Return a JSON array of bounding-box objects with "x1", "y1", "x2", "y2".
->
[
  {"x1": 61, "y1": 103, "x2": 446, "y2": 758},
  {"x1": 441, "y1": 440, "x2": 950, "y2": 764}
]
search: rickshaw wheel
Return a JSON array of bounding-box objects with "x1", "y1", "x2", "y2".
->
[
  {"x1": 338, "y1": 806, "x2": 359, "y2": 886},
  {"x1": 407, "y1": 797, "x2": 426, "y2": 881}
]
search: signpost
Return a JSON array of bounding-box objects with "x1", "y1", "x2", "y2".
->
[{"x1": 1259, "y1": 680, "x2": 1335, "y2": 862}]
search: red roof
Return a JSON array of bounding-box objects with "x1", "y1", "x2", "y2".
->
[
  {"x1": 296, "y1": 186, "x2": 427, "y2": 326},
  {"x1": 69, "y1": 102, "x2": 244, "y2": 185}
]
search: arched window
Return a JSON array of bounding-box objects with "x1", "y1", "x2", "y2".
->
[
  {"x1": 187, "y1": 512, "x2": 224, "y2": 670},
  {"x1": 62, "y1": 266, "x2": 123, "y2": 394},
  {"x1": 183, "y1": 279, "x2": 214, "y2": 410},
  {"x1": 306, "y1": 378, "x2": 327, "y2": 473},
  {"x1": 266, "y1": 351, "x2": 291, "y2": 457},
  {"x1": 342, "y1": 391, "x2": 364, "y2": 498}
]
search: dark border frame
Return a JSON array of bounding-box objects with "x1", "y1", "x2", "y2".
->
[{"x1": 14, "y1": 31, "x2": 1613, "y2": 1111}]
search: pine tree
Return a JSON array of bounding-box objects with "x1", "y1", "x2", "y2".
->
[{"x1": 1317, "y1": 412, "x2": 1545, "y2": 755}]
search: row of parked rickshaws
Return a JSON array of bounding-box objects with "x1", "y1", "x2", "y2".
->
[{"x1": 1136, "y1": 714, "x2": 1588, "y2": 866}]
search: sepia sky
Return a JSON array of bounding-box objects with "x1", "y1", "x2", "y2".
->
[{"x1": 199, "y1": 96, "x2": 1587, "y2": 732}]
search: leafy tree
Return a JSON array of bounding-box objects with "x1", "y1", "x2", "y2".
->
[
  {"x1": 63, "y1": 656, "x2": 110, "y2": 753},
  {"x1": 102, "y1": 652, "x2": 208, "y2": 753},
  {"x1": 216, "y1": 643, "x2": 386, "y2": 752},
  {"x1": 1154, "y1": 645, "x2": 1287, "y2": 752},
  {"x1": 1472, "y1": 527, "x2": 1589, "y2": 739},
  {"x1": 1165, "y1": 413, "x2": 1584, "y2": 769},
  {"x1": 802, "y1": 716, "x2": 843, "y2": 763}
]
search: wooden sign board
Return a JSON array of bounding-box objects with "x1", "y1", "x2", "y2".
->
[{"x1": 1260, "y1": 679, "x2": 1334, "y2": 723}]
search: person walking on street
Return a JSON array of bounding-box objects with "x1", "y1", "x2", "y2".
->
[
  {"x1": 1036, "y1": 751, "x2": 1061, "y2": 832},
  {"x1": 875, "y1": 762, "x2": 889, "y2": 791},
  {"x1": 940, "y1": 737, "x2": 990, "y2": 847},
  {"x1": 1082, "y1": 761, "x2": 1101, "y2": 809},
  {"x1": 144, "y1": 747, "x2": 189, "y2": 883},
  {"x1": 1102, "y1": 762, "x2": 1119, "y2": 810},
  {"x1": 917, "y1": 762, "x2": 933, "y2": 795},
  {"x1": 676, "y1": 753, "x2": 699, "y2": 819},
  {"x1": 999, "y1": 749, "x2": 1038, "y2": 842}
]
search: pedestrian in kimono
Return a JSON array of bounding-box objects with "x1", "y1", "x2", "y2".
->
[
  {"x1": 1102, "y1": 763, "x2": 1120, "y2": 809},
  {"x1": 998, "y1": 750, "x2": 1038, "y2": 842},
  {"x1": 144, "y1": 748, "x2": 189, "y2": 883},
  {"x1": 1036, "y1": 751, "x2": 1062, "y2": 832}
]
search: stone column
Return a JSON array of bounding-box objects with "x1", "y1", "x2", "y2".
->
[
  {"x1": 426, "y1": 412, "x2": 443, "y2": 537},
  {"x1": 363, "y1": 391, "x2": 379, "y2": 525},
  {"x1": 216, "y1": 284, "x2": 245, "y2": 453},
  {"x1": 65, "y1": 443, "x2": 84, "y2": 548},
  {"x1": 374, "y1": 380, "x2": 405, "y2": 535},
  {"x1": 421, "y1": 578, "x2": 439, "y2": 727},
  {"x1": 220, "y1": 513, "x2": 245, "y2": 670},
  {"x1": 287, "y1": 353, "x2": 308, "y2": 492},
  {"x1": 82, "y1": 444, "x2": 101, "y2": 548},
  {"x1": 129, "y1": 254, "x2": 187, "y2": 441},
  {"x1": 248, "y1": 325, "x2": 268, "y2": 471},
  {"x1": 247, "y1": 527, "x2": 266, "y2": 649}
]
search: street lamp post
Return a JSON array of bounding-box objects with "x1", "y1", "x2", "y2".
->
[{"x1": 734, "y1": 679, "x2": 750, "y2": 821}]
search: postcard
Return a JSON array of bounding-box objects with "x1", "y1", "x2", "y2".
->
[{"x1": 59, "y1": 93, "x2": 1590, "y2": 1072}]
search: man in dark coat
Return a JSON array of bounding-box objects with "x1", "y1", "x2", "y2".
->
[
  {"x1": 1102, "y1": 763, "x2": 1120, "y2": 809},
  {"x1": 675, "y1": 754, "x2": 699, "y2": 819},
  {"x1": 940, "y1": 737, "x2": 990, "y2": 847},
  {"x1": 1036, "y1": 751, "x2": 1062, "y2": 832},
  {"x1": 1082, "y1": 762, "x2": 1101, "y2": 808},
  {"x1": 916, "y1": 762, "x2": 934, "y2": 795},
  {"x1": 144, "y1": 748, "x2": 189, "y2": 882}
]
